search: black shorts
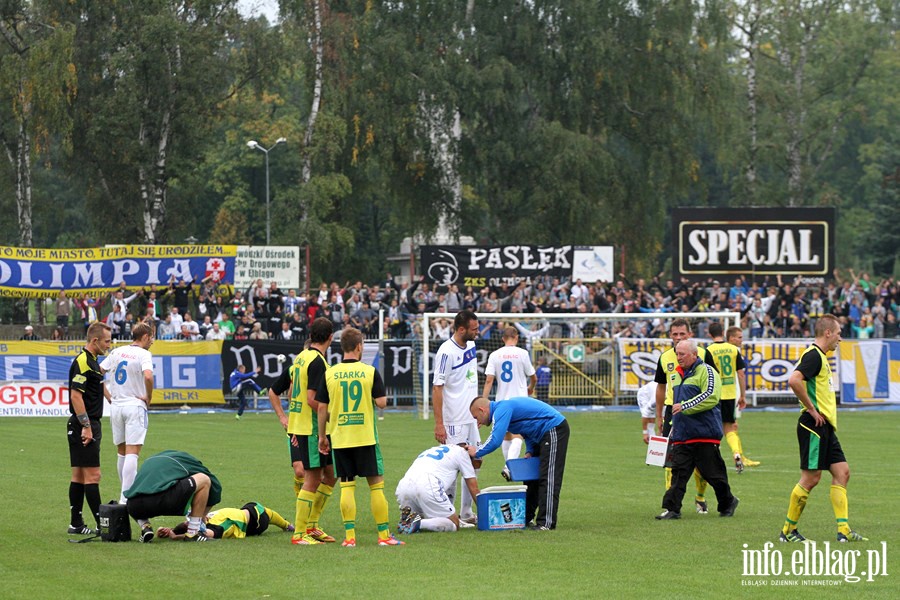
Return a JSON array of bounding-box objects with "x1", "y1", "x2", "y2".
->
[
  {"x1": 127, "y1": 476, "x2": 197, "y2": 521},
  {"x1": 332, "y1": 444, "x2": 383, "y2": 481},
  {"x1": 67, "y1": 416, "x2": 102, "y2": 468},
  {"x1": 720, "y1": 400, "x2": 737, "y2": 424},
  {"x1": 290, "y1": 434, "x2": 332, "y2": 470},
  {"x1": 797, "y1": 412, "x2": 846, "y2": 471},
  {"x1": 242, "y1": 502, "x2": 270, "y2": 536}
]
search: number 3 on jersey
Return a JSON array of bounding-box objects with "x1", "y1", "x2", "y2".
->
[
  {"x1": 500, "y1": 360, "x2": 513, "y2": 383},
  {"x1": 425, "y1": 445, "x2": 451, "y2": 460},
  {"x1": 114, "y1": 361, "x2": 128, "y2": 384}
]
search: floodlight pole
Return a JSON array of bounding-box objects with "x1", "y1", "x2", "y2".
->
[{"x1": 246, "y1": 137, "x2": 286, "y2": 245}]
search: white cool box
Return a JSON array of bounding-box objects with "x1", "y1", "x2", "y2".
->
[{"x1": 645, "y1": 436, "x2": 670, "y2": 467}]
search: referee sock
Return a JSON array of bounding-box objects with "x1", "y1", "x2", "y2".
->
[
  {"x1": 120, "y1": 454, "x2": 139, "y2": 504},
  {"x1": 783, "y1": 483, "x2": 810, "y2": 535},
  {"x1": 340, "y1": 481, "x2": 357, "y2": 542},
  {"x1": 293, "y1": 490, "x2": 316, "y2": 539},
  {"x1": 69, "y1": 482, "x2": 85, "y2": 526},
  {"x1": 293, "y1": 475, "x2": 305, "y2": 498},
  {"x1": 369, "y1": 481, "x2": 391, "y2": 540},
  {"x1": 830, "y1": 484, "x2": 851, "y2": 535},
  {"x1": 84, "y1": 483, "x2": 102, "y2": 528},
  {"x1": 308, "y1": 483, "x2": 334, "y2": 530},
  {"x1": 725, "y1": 431, "x2": 743, "y2": 456}
]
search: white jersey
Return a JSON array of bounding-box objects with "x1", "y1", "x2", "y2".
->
[
  {"x1": 636, "y1": 381, "x2": 658, "y2": 419},
  {"x1": 101, "y1": 345, "x2": 154, "y2": 407},
  {"x1": 402, "y1": 445, "x2": 476, "y2": 494},
  {"x1": 485, "y1": 345, "x2": 536, "y2": 400},
  {"x1": 432, "y1": 337, "x2": 478, "y2": 426}
]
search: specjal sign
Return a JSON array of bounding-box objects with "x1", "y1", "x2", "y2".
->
[{"x1": 673, "y1": 207, "x2": 835, "y2": 279}]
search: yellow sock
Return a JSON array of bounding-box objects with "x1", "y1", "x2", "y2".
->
[
  {"x1": 265, "y1": 507, "x2": 291, "y2": 530},
  {"x1": 830, "y1": 484, "x2": 850, "y2": 535},
  {"x1": 293, "y1": 475, "x2": 305, "y2": 498},
  {"x1": 664, "y1": 467, "x2": 672, "y2": 491},
  {"x1": 783, "y1": 484, "x2": 810, "y2": 534},
  {"x1": 293, "y1": 490, "x2": 316, "y2": 538},
  {"x1": 725, "y1": 431, "x2": 743, "y2": 456},
  {"x1": 340, "y1": 481, "x2": 357, "y2": 541},
  {"x1": 369, "y1": 481, "x2": 391, "y2": 540},
  {"x1": 694, "y1": 469, "x2": 707, "y2": 501},
  {"x1": 308, "y1": 483, "x2": 334, "y2": 530}
]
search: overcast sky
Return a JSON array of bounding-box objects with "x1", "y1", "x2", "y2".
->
[{"x1": 237, "y1": 0, "x2": 279, "y2": 23}]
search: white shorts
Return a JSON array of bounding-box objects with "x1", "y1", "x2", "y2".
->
[
  {"x1": 110, "y1": 404, "x2": 149, "y2": 446},
  {"x1": 444, "y1": 422, "x2": 480, "y2": 446},
  {"x1": 396, "y1": 474, "x2": 455, "y2": 519},
  {"x1": 637, "y1": 392, "x2": 656, "y2": 419}
]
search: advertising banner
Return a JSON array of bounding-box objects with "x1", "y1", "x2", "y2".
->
[
  {"x1": 234, "y1": 246, "x2": 301, "y2": 290},
  {"x1": 672, "y1": 207, "x2": 835, "y2": 281},
  {"x1": 0, "y1": 245, "x2": 237, "y2": 298},
  {"x1": 421, "y1": 245, "x2": 614, "y2": 287},
  {"x1": 839, "y1": 340, "x2": 900, "y2": 403},
  {"x1": 0, "y1": 340, "x2": 225, "y2": 408},
  {"x1": 617, "y1": 338, "x2": 838, "y2": 395}
]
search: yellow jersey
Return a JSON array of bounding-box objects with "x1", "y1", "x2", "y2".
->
[
  {"x1": 323, "y1": 360, "x2": 382, "y2": 449},
  {"x1": 705, "y1": 341, "x2": 744, "y2": 401},
  {"x1": 794, "y1": 343, "x2": 837, "y2": 429},
  {"x1": 287, "y1": 348, "x2": 328, "y2": 436},
  {"x1": 655, "y1": 345, "x2": 717, "y2": 406}
]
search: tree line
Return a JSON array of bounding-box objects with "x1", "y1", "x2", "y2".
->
[{"x1": 0, "y1": 0, "x2": 896, "y2": 285}]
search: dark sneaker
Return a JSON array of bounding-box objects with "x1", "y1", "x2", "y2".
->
[
  {"x1": 68, "y1": 524, "x2": 97, "y2": 535},
  {"x1": 655, "y1": 510, "x2": 681, "y2": 520},
  {"x1": 720, "y1": 497, "x2": 740, "y2": 517},
  {"x1": 837, "y1": 530, "x2": 868, "y2": 542},
  {"x1": 695, "y1": 500, "x2": 709, "y2": 515},
  {"x1": 734, "y1": 453, "x2": 744, "y2": 474},
  {"x1": 182, "y1": 532, "x2": 210, "y2": 542},
  {"x1": 140, "y1": 524, "x2": 154, "y2": 543},
  {"x1": 501, "y1": 467, "x2": 512, "y2": 481},
  {"x1": 779, "y1": 529, "x2": 807, "y2": 543}
]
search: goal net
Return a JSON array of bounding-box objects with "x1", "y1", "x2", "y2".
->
[{"x1": 419, "y1": 311, "x2": 740, "y2": 419}]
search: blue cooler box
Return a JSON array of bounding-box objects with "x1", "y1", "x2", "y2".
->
[
  {"x1": 506, "y1": 457, "x2": 541, "y2": 481},
  {"x1": 476, "y1": 485, "x2": 528, "y2": 531}
]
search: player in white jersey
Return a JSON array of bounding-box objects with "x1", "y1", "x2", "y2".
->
[
  {"x1": 636, "y1": 380, "x2": 658, "y2": 444},
  {"x1": 432, "y1": 309, "x2": 480, "y2": 523},
  {"x1": 482, "y1": 327, "x2": 537, "y2": 479},
  {"x1": 395, "y1": 444, "x2": 481, "y2": 533},
  {"x1": 99, "y1": 322, "x2": 155, "y2": 541}
]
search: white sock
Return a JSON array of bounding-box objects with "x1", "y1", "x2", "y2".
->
[
  {"x1": 501, "y1": 440, "x2": 511, "y2": 458},
  {"x1": 117, "y1": 454, "x2": 126, "y2": 484},
  {"x1": 507, "y1": 438, "x2": 523, "y2": 461},
  {"x1": 647, "y1": 423, "x2": 656, "y2": 438},
  {"x1": 120, "y1": 454, "x2": 139, "y2": 504},
  {"x1": 187, "y1": 517, "x2": 202, "y2": 536},
  {"x1": 420, "y1": 517, "x2": 456, "y2": 532},
  {"x1": 137, "y1": 519, "x2": 150, "y2": 529}
]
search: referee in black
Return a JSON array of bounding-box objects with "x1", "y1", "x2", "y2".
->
[{"x1": 66, "y1": 321, "x2": 112, "y2": 535}]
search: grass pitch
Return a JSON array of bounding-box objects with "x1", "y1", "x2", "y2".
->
[{"x1": 0, "y1": 409, "x2": 897, "y2": 599}]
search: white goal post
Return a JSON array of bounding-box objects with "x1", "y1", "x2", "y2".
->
[{"x1": 420, "y1": 311, "x2": 740, "y2": 419}]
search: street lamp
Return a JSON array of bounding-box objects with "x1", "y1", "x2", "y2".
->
[{"x1": 247, "y1": 137, "x2": 286, "y2": 245}]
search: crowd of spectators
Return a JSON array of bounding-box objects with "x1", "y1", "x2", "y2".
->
[{"x1": 18, "y1": 268, "x2": 900, "y2": 343}]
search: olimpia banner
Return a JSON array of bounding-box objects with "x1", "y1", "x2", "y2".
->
[
  {"x1": 839, "y1": 340, "x2": 900, "y2": 403},
  {"x1": 0, "y1": 245, "x2": 237, "y2": 298},
  {"x1": 0, "y1": 340, "x2": 226, "y2": 411},
  {"x1": 617, "y1": 338, "x2": 839, "y2": 396}
]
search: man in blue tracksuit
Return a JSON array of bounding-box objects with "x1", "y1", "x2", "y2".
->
[
  {"x1": 229, "y1": 364, "x2": 263, "y2": 418},
  {"x1": 469, "y1": 396, "x2": 569, "y2": 530},
  {"x1": 656, "y1": 339, "x2": 739, "y2": 520}
]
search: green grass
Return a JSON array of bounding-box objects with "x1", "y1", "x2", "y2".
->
[{"x1": 1, "y1": 410, "x2": 898, "y2": 599}]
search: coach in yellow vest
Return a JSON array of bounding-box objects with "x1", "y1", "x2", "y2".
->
[
  {"x1": 779, "y1": 314, "x2": 867, "y2": 543},
  {"x1": 317, "y1": 327, "x2": 404, "y2": 547}
]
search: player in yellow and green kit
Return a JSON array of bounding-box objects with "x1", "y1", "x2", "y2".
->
[
  {"x1": 706, "y1": 323, "x2": 760, "y2": 473},
  {"x1": 779, "y1": 314, "x2": 867, "y2": 543},
  {"x1": 653, "y1": 319, "x2": 718, "y2": 513},
  {"x1": 156, "y1": 502, "x2": 294, "y2": 540},
  {"x1": 317, "y1": 327, "x2": 404, "y2": 547},
  {"x1": 270, "y1": 318, "x2": 338, "y2": 545}
]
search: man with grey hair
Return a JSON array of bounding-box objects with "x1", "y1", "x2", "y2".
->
[{"x1": 656, "y1": 339, "x2": 738, "y2": 520}]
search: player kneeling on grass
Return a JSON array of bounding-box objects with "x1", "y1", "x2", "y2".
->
[
  {"x1": 395, "y1": 444, "x2": 482, "y2": 533},
  {"x1": 156, "y1": 502, "x2": 294, "y2": 540}
]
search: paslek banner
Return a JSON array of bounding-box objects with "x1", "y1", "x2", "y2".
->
[
  {"x1": 0, "y1": 245, "x2": 237, "y2": 298},
  {"x1": 617, "y1": 338, "x2": 838, "y2": 395},
  {"x1": 839, "y1": 340, "x2": 900, "y2": 403},
  {"x1": 0, "y1": 340, "x2": 225, "y2": 409}
]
